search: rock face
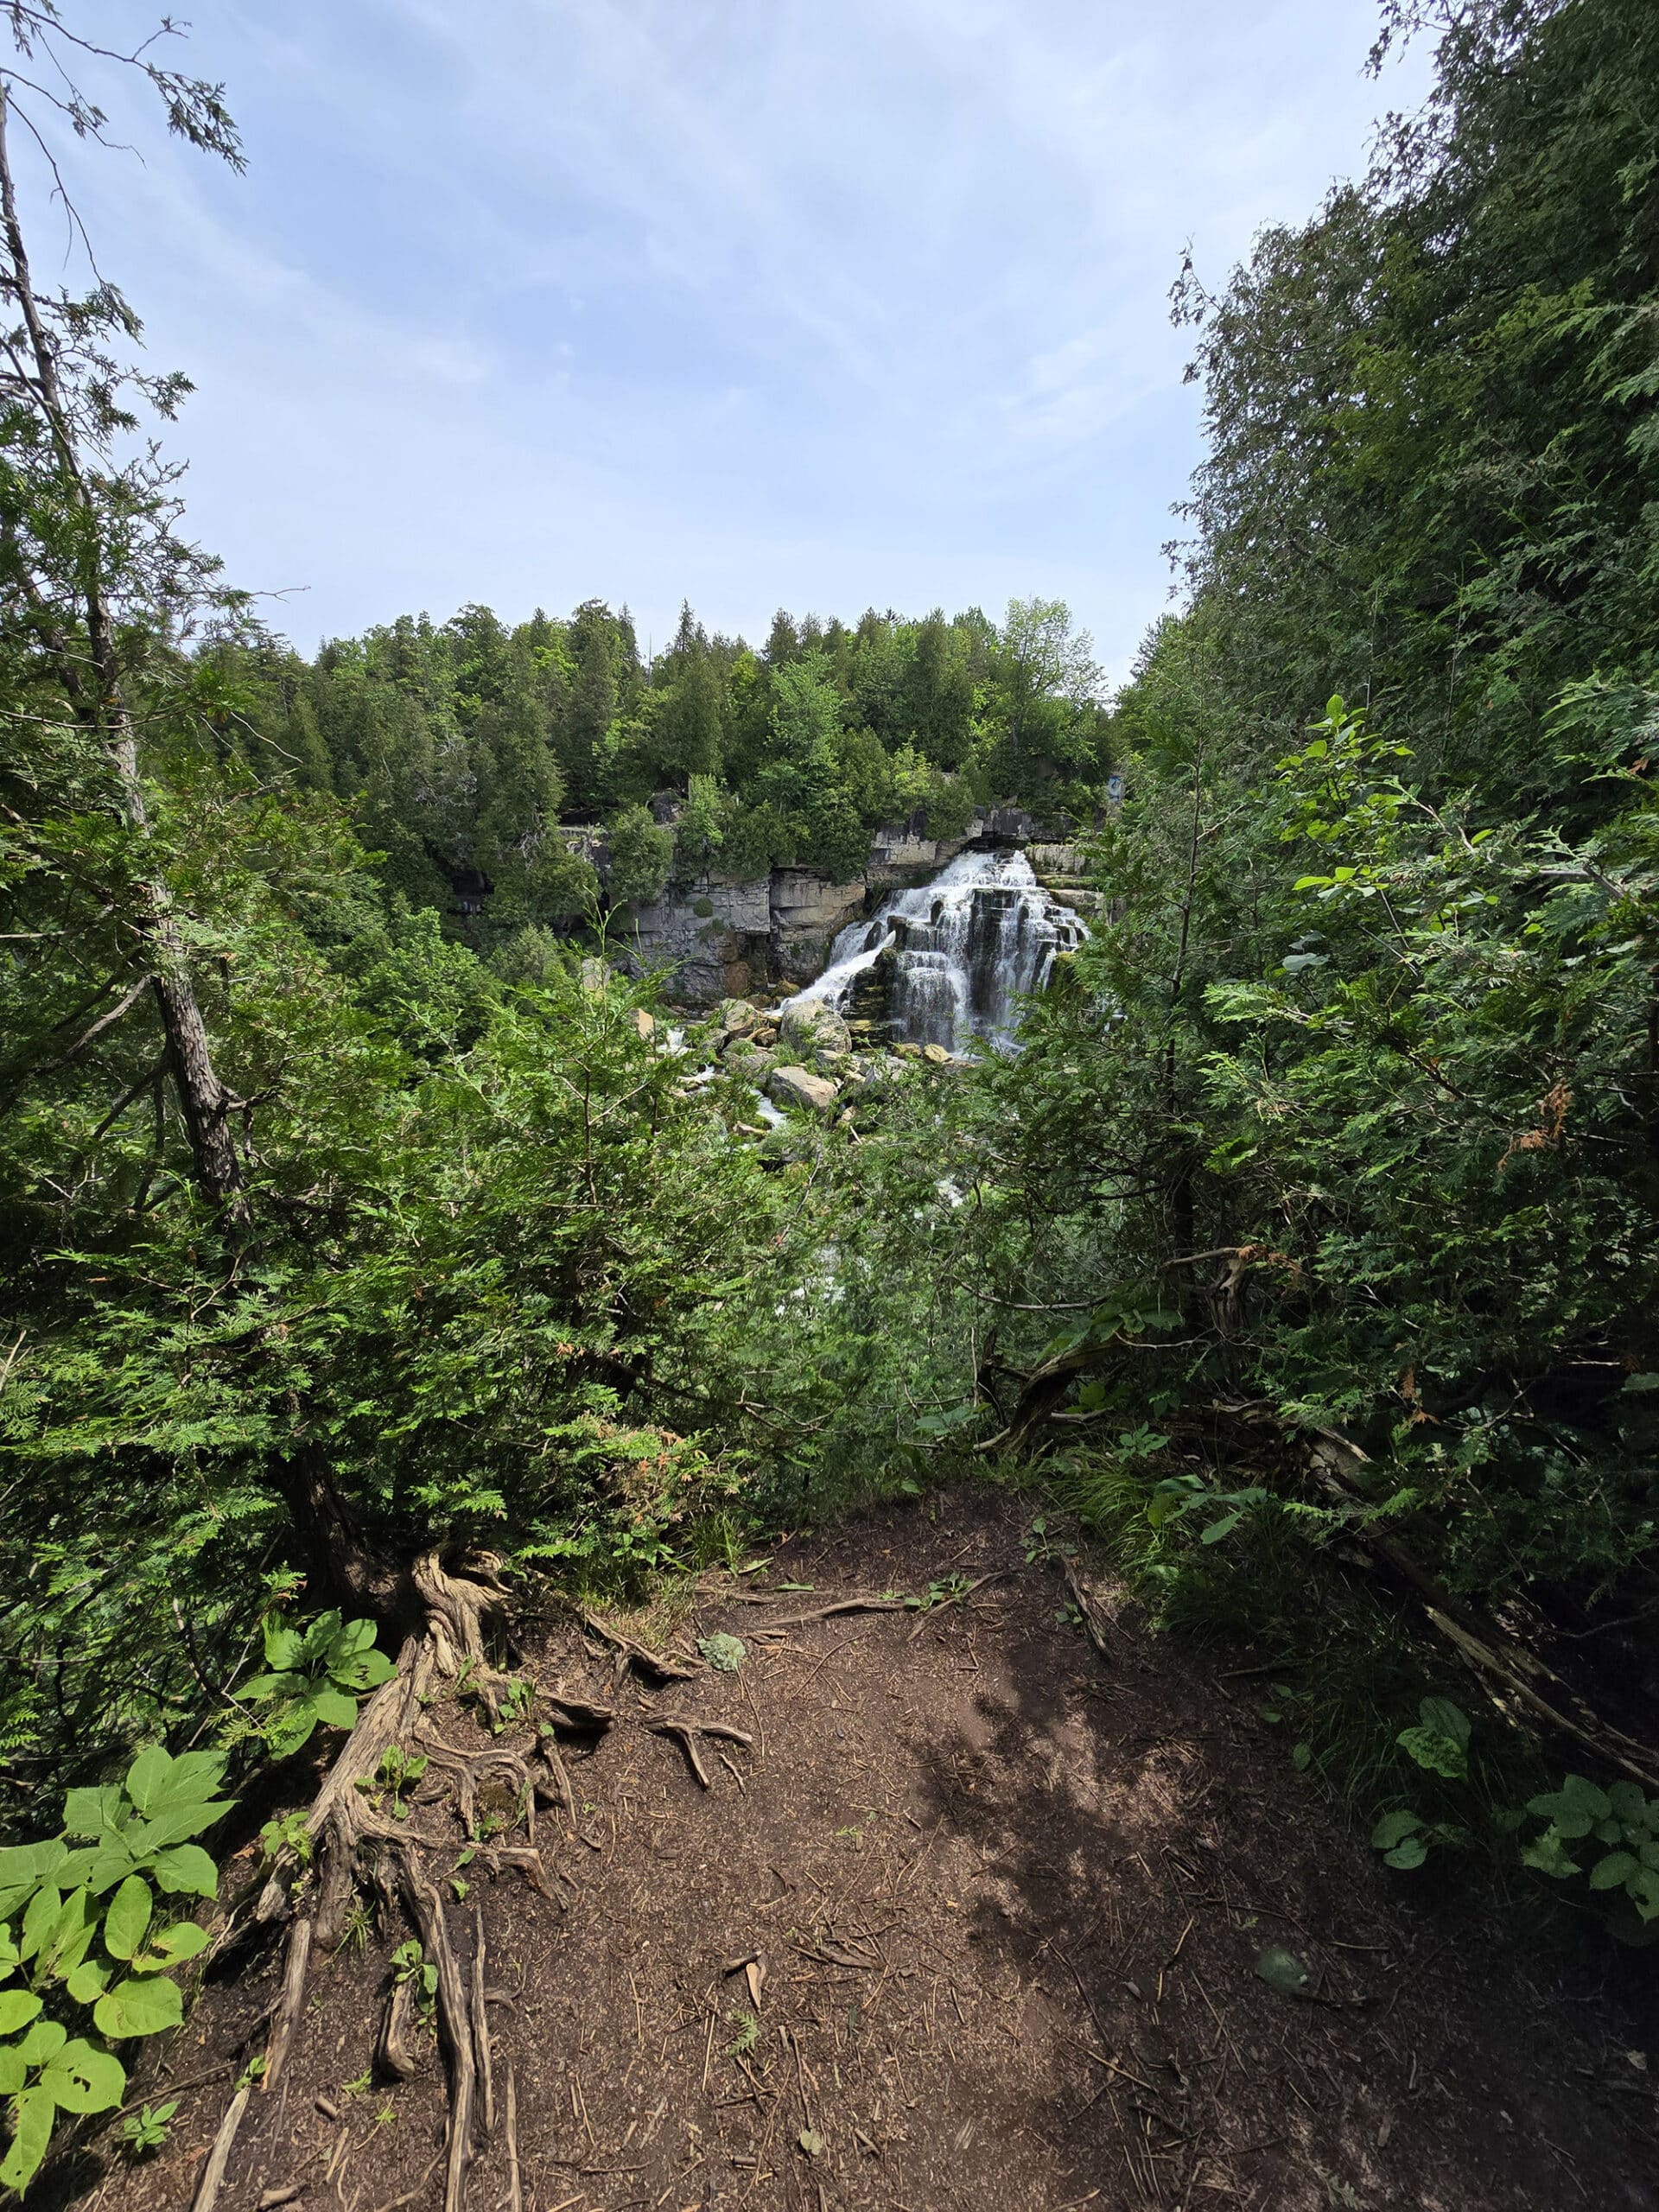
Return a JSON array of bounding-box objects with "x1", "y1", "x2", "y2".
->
[
  {"x1": 765, "y1": 1063, "x2": 841, "y2": 1116},
  {"x1": 769, "y1": 871, "x2": 869, "y2": 986},
  {"x1": 607, "y1": 808, "x2": 1088, "y2": 1007},
  {"x1": 625, "y1": 879, "x2": 772, "y2": 1004},
  {"x1": 778, "y1": 997, "x2": 851, "y2": 1062}
]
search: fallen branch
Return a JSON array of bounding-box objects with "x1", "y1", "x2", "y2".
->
[
  {"x1": 1062, "y1": 1560, "x2": 1116, "y2": 1661},
  {"x1": 189, "y1": 2084, "x2": 251, "y2": 2212},
  {"x1": 646, "y1": 1718, "x2": 755, "y2": 1789},
  {"x1": 750, "y1": 1596, "x2": 909, "y2": 1633},
  {"x1": 582, "y1": 1613, "x2": 700, "y2": 1683}
]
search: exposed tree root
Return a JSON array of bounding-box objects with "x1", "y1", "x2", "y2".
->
[
  {"x1": 406, "y1": 1872, "x2": 477, "y2": 2212},
  {"x1": 749, "y1": 1595, "x2": 909, "y2": 1634},
  {"x1": 648, "y1": 1718, "x2": 755, "y2": 1789},
  {"x1": 505, "y1": 2063, "x2": 524, "y2": 2212},
  {"x1": 220, "y1": 1552, "x2": 556, "y2": 2209},
  {"x1": 189, "y1": 2083, "x2": 251, "y2": 2212},
  {"x1": 261, "y1": 1914, "x2": 313, "y2": 2093},
  {"x1": 582, "y1": 1611, "x2": 702, "y2": 1683},
  {"x1": 1061, "y1": 1560, "x2": 1117, "y2": 1660},
  {"x1": 470, "y1": 1902, "x2": 495, "y2": 2138},
  {"x1": 377, "y1": 1974, "x2": 421, "y2": 2082}
]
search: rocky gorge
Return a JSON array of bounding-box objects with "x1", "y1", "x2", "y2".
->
[{"x1": 574, "y1": 807, "x2": 1097, "y2": 1010}]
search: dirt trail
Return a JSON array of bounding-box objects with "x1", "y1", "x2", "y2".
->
[{"x1": 94, "y1": 1492, "x2": 1657, "y2": 2212}]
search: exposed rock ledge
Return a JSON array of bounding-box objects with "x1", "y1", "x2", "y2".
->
[{"x1": 611, "y1": 807, "x2": 1076, "y2": 1006}]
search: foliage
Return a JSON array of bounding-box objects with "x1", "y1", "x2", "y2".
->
[
  {"x1": 1522, "y1": 1776, "x2": 1659, "y2": 1923},
  {"x1": 238, "y1": 1613, "x2": 396, "y2": 1755},
  {"x1": 119, "y1": 2101, "x2": 176, "y2": 2158},
  {"x1": 0, "y1": 1748, "x2": 227, "y2": 2193},
  {"x1": 389, "y1": 1940, "x2": 438, "y2": 2010}
]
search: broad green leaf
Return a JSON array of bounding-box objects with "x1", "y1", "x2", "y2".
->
[
  {"x1": 61, "y1": 1787, "x2": 124, "y2": 1842},
  {"x1": 261, "y1": 1619, "x2": 305, "y2": 1670},
  {"x1": 310, "y1": 1687, "x2": 359, "y2": 1732},
  {"x1": 1397, "y1": 1726, "x2": 1466, "y2": 1780},
  {"x1": 0, "y1": 1992, "x2": 41, "y2": 2036},
  {"x1": 1384, "y1": 1834, "x2": 1429, "y2": 1870},
  {"x1": 0, "y1": 2085, "x2": 54, "y2": 2193},
  {"x1": 135, "y1": 1801, "x2": 236, "y2": 1852},
  {"x1": 63, "y1": 1958, "x2": 111, "y2": 2005},
  {"x1": 124, "y1": 1748, "x2": 227, "y2": 1820},
  {"x1": 1590, "y1": 1852, "x2": 1639, "y2": 1891},
  {"x1": 20, "y1": 1886, "x2": 62, "y2": 1963},
  {"x1": 12, "y1": 2020, "x2": 67, "y2": 2068},
  {"x1": 1371, "y1": 1809, "x2": 1421, "y2": 1850},
  {"x1": 1417, "y1": 1696, "x2": 1470, "y2": 1749},
  {"x1": 149, "y1": 1846, "x2": 218, "y2": 1900},
  {"x1": 38, "y1": 2039, "x2": 124, "y2": 2114},
  {"x1": 0, "y1": 2046, "x2": 27, "y2": 2094},
  {"x1": 0, "y1": 1844, "x2": 67, "y2": 1923},
  {"x1": 104, "y1": 1877, "x2": 152, "y2": 1962},
  {"x1": 239, "y1": 1670, "x2": 304, "y2": 1704},
  {"x1": 94, "y1": 1974, "x2": 184, "y2": 2039},
  {"x1": 137, "y1": 1922, "x2": 210, "y2": 1969},
  {"x1": 33, "y1": 1889, "x2": 93, "y2": 1983}
]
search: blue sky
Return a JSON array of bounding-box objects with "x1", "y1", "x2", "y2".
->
[{"x1": 36, "y1": 2, "x2": 1427, "y2": 681}]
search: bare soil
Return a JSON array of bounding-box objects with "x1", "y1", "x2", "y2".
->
[{"x1": 80, "y1": 1491, "x2": 1659, "y2": 2212}]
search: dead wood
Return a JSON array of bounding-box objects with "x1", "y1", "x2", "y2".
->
[
  {"x1": 582, "y1": 1611, "x2": 701, "y2": 1682},
  {"x1": 377, "y1": 1974, "x2": 422, "y2": 2082},
  {"x1": 647, "y1": 1717, "x2": 753, "y2": 1789},
  {"x1": 543, "y1": 1689, "x2": 618, "y2": 1730},
  {"x1": 189, "y1": 2083, "x2": 251, "y2": 2212},
  {"x1": 470, "y1": 1902, "x2": 495, "y2": 2139},
  {"x1": 534, "y1": 1732, "x2": 577, "y2": 1822},
  {"x1": 650, "y1": 1719, "x2": 713, "y2": 1788},
  {"x1": 505, "y1": 2063, "x2": 524, "y2": 2212},
  {"x1": 1062, "y1": 1560, "x2": 1116, "y2": 1660},
  {"x1": 750, "y1": 1595, "x2": 910, "y2": 1632},
  {"x1": 261, "y1": 1914, "x2": 314, "y2": 2093},
  {"x1": 406, "y1": 1872, "x2": 479, "y2": 2212},
  {"x1": 1301, "y1": 1426, "x2": 1659, "y2": 1791}
]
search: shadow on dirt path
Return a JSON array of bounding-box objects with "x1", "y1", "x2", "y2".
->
[{"x1": 97, "y1": 1490, "x2": 1657, "y2": 2212}]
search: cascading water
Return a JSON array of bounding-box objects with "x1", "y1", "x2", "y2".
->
[{"x1": 786, "y1": 845, "x2": 1085, "y2": 1053}]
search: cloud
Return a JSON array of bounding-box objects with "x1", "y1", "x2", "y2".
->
[{"x1": 32, "y1": 0, "x2": 1430, "y2": 677}]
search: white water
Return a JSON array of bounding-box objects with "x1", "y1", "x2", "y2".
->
[{"x1": 786, "y1": 845, "x2": 1084, "y2": 1054}]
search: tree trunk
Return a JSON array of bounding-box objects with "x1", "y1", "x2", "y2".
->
[{"x1": 0, "y1": 89, "x2": 248, "y2": 1225}]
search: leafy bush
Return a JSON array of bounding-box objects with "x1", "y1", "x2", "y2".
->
[
  {"x1": 0, "y1": 1749, "x2": 229, "y2": 2193},
  {"x1": 1522, "y1": 1777, "x2": 1659, "y2": 1924},
  {"x1": 240, "y1": 1613, "x2": 396, "y2": 1754}
]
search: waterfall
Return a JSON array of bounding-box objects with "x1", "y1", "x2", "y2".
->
[{"x1": 785, "y1": 845, "x2": 1085, "y2": 1053}]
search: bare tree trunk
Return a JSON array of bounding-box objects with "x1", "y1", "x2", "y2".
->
[{"x1": 0, "y1": 87, "x2": 247, "y2": 1224}]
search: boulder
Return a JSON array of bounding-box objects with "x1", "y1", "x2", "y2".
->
[
  {"x1": 718, "y1": 998, "x2": 759, "y2": 1035},
  {"x1": 766, "y1": 1063, "x2": 842, "y2": 1117},
  {"x1": 632, "y1": 1007, "x2": 656, "y2": 1039},
  {"x1": 723, "y1": 1042, "x2": 777, "y2": 1080},
  {"x1": 921, "y1": 1042, "x2": 951, "y2": 1067},
  {"x1": 778, "y1": 996, "x2": 851, "y2": 1060},
  {"x1": 579, "y1": 956, "x2": 609, "y2": 994}
]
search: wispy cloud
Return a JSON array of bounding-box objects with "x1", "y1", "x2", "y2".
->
[{"x1": 34, "y1": 0, "x2": 1429, "y2": 677}]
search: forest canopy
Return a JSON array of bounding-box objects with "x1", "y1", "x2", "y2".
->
[{"x1": 207, "y1": 594, "x2": 1113, "y2": 949}]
